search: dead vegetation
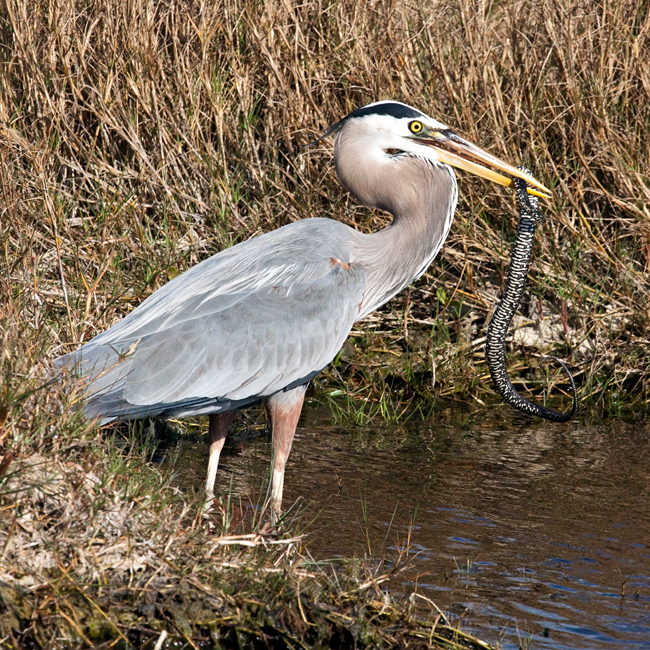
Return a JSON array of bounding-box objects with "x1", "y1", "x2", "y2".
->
[
  {"x1": 2, "y1": 0, "x2": 650, "y2": 410},
  {"x1": 0, "y1": 382, "x2": 494, "y2": 649},
  {"x1": 1, "y1": 0, "x2": 650, "y2": 645}
]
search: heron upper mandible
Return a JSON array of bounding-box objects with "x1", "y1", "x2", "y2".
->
[{"x1": 55, "y1": 101, "x2": 550, "y2": 517}]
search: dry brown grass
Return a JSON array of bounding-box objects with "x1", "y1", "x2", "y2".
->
[
  {"x1": 2, "y1": 0, "x2": 650, "y2": 412},
  {"x1": 1, "y1": 0, "x2": 649, "y2": 645}
]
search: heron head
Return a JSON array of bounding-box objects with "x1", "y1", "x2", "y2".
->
[{"x1": 322, "y1": 100, "x2": 551, "y2": 198}]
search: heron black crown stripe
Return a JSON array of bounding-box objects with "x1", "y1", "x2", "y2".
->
[{"x1": 347, "y1": 102, "x2": 422, "y2": 121}]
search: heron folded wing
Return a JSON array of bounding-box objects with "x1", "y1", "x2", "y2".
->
[
  {"x1": 121, "y1": 263, "x2": 365, "y2": 406},
  {"x1": 55, "y1": 218, "x2": 367, "y2": 420}
]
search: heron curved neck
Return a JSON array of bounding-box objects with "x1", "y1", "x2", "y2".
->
[{"x1": 352, "y1": 164, "x2": 457, "y2": 319}]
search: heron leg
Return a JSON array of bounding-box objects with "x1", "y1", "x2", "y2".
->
[
  {"x1": 205, "y1": 412, "x2": 235, "y2": 500},
  {"x1": 265, "y1": 385, "x2": 306, "y2": 520}
]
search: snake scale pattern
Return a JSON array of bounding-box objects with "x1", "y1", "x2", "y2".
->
[{"x1": 486, "y1": 171, "x2": 577, "y2": 422}]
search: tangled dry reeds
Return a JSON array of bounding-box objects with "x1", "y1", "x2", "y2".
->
[
  {"x1": 1, "y1": 0, "x2": 650, "y2": 645},
  {"x1": 2, "y1": 0, "x2": 650, "y2": 410}
]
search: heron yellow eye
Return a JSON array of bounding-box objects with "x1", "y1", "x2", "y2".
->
[{"x1": 409, "y1": 121, "x2": 423, "y2": 134}]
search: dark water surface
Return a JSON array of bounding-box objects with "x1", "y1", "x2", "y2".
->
[{"x1": 176, "y1": 405, "x2": 650, "y2": 649}]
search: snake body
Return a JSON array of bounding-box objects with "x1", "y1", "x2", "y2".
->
[{"x1": 485, "y1": 173, "x2": 577, "y2": 422}]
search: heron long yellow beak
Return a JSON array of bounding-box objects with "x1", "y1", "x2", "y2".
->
[{"x1": 414, "y1": 131, "x2": 552, "y2": 198}]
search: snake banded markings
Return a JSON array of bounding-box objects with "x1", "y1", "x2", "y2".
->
[{"x1": 486, "y1": 170, "x2": 577, "y2": 422}]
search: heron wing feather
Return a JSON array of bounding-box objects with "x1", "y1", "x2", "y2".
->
[
  {"x1": 57, "y1": 219, "x2": 366, "y2": 420},
  {"x1": 123, "y1": 263, "x2": 364, "y2": 405}
]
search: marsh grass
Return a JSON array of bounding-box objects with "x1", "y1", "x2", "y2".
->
[{"x1": 1, "y1": 0, "x2": 650, "y2": 645}]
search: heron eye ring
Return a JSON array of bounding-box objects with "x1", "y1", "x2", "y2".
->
[{"x1": 409, "y1": 121, "x2": 423, "y2": 133}]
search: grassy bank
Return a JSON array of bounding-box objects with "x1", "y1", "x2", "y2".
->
[
  {"x1": 0, "y1": 389, "x2": 494, "y2": 649},
  {"x1": 1, "y1": 0, "x2": 649, "y2": 646}
]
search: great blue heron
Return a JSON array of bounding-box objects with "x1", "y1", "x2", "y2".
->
[{"x1": 55, "y1": 101, "x2": 550, "y2": 516}]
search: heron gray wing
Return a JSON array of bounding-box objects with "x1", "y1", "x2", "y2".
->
[
  {"x1": 57, "y1": 218, "x2": 366, "y2": 420},
  {"x1": 122, "y1": 262, "x2": 364, "y2": 404}
]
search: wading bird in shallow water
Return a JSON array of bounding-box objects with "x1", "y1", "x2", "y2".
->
[{"x1": 56, "y1": 101, "x2": 550, "y2": 518}]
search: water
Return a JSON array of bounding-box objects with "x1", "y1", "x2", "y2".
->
[{"x1": 175, "y1": 405, "x2": 650, "y2": 649}]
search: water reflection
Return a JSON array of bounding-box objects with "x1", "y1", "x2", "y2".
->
[{"x1": 176, "y1": 405, "x2": 650, "y2": 650}]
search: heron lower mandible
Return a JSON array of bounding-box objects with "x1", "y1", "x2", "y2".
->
[{"x1": 55, "y1": 101, "x2": 550, "y2": 517}]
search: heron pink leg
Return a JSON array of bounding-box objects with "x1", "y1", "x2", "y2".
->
[
  {"x1": 205, "y1": 412, "x2": 235, "y2": 499},
  {"x1": 265, "y1": 385, "x2": 306, "y2": 517}
]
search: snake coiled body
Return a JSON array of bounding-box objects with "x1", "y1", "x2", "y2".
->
[{"x1": 486, "y1": 173, "x2": 577, "y2": 422}]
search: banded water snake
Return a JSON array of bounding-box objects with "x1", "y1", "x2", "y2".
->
[{"x1": 485, "y1": 172, "x2": 578, "y2": 422}]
